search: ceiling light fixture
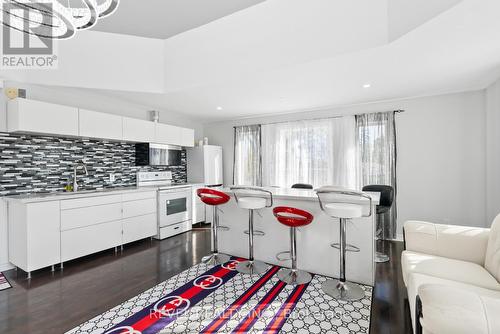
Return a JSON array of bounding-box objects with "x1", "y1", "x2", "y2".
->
[
  {"x1": 0, "y1": 0, "x2": 120, "y2": 39},
  {"x1": 216, "y1": 106, "x2": 222, "y2": 110},
  {"x1": 363, "y1": 83, "x2": 371, "y2": 88}
]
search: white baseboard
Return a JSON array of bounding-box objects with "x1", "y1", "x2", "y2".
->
[{"x1": 0, "y1": 262, "x2": 14, "y2": 272}]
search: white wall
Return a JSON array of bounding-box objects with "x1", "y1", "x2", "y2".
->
[
  {"x1": 486, "y1": 78, "x2": 500, "y2": 223},
  {"x1": 204, "y1": 91, "x2": 487, "y2": 234}
]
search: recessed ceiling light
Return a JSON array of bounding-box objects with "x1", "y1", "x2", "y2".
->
[
  {"x1": 363, "y1": 83, "x2": 371, "y2": 88},
  {"x1": 216, "y1": 106, "x2": 222, "y2": 110}
]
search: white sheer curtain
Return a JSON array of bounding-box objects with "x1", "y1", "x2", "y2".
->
[
  {"x1": 233, "y1": 124, "x2": 262, "y2": 186},
  {"x1": 356, "y1": 111, "x2": 397, "y2": 239},
  {"x1": 261, "y1": 116, "x2": 357, "y2": 189}
]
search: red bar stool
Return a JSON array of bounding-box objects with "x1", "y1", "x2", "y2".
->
[
  {"x1": 197, "y1": 188, "x2": 231, "y2": 265},
  {"x1": 273, "y1": 206, "x2": 314, "y2": 285}
]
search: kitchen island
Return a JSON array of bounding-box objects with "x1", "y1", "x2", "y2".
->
[{"x1": 216, "y1": 187, "x2": 380, "y2": 286}]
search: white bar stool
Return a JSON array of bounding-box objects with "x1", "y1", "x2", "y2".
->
[
  {"x1": 316, "y1": 186, "x2": 372, "y2": 301},
  {"x1": 231, "y1": 186, "x2": 273, "y2": 275}
]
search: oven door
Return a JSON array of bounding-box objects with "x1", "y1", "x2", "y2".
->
[{"x1": 158, "y1": 188, "x2": 192, "y2": 227}]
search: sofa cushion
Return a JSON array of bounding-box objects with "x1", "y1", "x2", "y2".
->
[
  {"x1": 406, "y1": 273, "x2": 500, "y2": 333},
  {"x1": 404, "y1": 221, "x2": 490, "y2": 265},
  {"x1": 419, "y1": 284, "x2": 500, "y2": 334},
  {"x1": 485, "y1": 214, "x2": 500, "y2": 282},
  {"x1": 402, "y1": 251, "x2": 500, "y2": 291}
]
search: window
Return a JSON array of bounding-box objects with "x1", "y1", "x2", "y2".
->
[{"x1": 261, "y1": 117, "x2": 357, "y2": 189}]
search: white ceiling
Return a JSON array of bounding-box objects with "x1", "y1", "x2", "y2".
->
[
  {"x1": 91, "y1": 0, "x2": 266, "y2": 39},
  {"x1": 3, "y1": 0, "x2": 500, "y2": 122}
]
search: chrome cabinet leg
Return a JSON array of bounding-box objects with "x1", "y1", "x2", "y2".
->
[
  {"x1": 322, "y1": 218, "x2": 365, "y2": 301},
  {"x1": 27, "y1": 271, "x2": 31, "y2": 280},
  {"x1": 51, "y1": 265, "x2": 55, "y2": 272},
  {"x1": 237, "y1": 209, "x2": 266, "y2": 275},
  {"x1": 202, "y1": 206, "x2": 229, "y2": 266}
]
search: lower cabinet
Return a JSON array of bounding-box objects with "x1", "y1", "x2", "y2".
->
[
  {"x1": 8, "y1": 190, "x2": 158, "y2": 273},
  {"x1": 61, "y1": 220, "x2": 123, "y2": 262},
  {"x1": 122, "y1": 214, "x2": 157, "y2": 244},
  {"x1": 8, "y1": 201, "x2": 61, "y2": 273}
]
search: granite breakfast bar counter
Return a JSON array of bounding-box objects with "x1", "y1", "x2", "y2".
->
[{"x1": 215, "y1": 187, "x2": 380, "y2": 286}]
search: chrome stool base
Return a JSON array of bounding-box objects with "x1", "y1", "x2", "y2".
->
[
  {"x1": 322, "y1": 279, "x2": 365, "y2": 301},
  {"x1": 202, "y1": 253, "x2": 230, "y2": 266},
  {"x1": 375, "y1": 251, "x2": 390, "y2": 263},
  {"x1": 236, "y1": 260, "x2": 267, "y2": 275},
  {"x1": 278, "y1": 268, "x2": 312, "y2": 285}
]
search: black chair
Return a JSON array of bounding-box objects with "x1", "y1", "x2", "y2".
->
[
  {"x1": 362, "y1": 185, "x2": 394, "y2": 263},
  {"x1": 291, "y1": 183, "x2": 313, "y2": 190}
]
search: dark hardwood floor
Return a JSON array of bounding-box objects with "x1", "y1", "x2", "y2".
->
[{"x1": 0, "y1": 229, "x2": 412, "y2": 334}]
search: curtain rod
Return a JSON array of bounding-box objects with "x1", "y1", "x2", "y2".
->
[{"x1": 233, "y1": 109, "x2": 405, "y2": 128}]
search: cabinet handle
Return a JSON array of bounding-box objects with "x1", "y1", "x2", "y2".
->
[{"x1": 174, "y1": 226, "x2": 180, "y2": 230}]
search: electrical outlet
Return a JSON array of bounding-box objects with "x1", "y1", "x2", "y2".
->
[{"x1": 109, "y1": 174, "x2": 116, "y2": 182}]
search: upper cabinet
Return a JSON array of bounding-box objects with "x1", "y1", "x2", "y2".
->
[
  {"x1": 154, "y1": 123, "x2": 194, "y2": 147},
  {"x1": 181, "y1": 127, "x2": 195, "y2": 147},
  {"x1": 122, "y1": 117, "x2": 156, "y2": 143},
  {"x1": 79, "y1": 109, "x2": 123, "y2": 141},
  {"x1": 7, "y1": 98, "x2": 194, "y2": 146},
  {"x1": 8, "y1": 98, "x2": 79, "y2": 137},
  {"x1": 155, "y1": 122, "x2": 182, "y2": 146}
]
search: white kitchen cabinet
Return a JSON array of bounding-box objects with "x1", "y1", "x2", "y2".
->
[
  {"x1": 7, "y1": 98, "x2": 79, "y2": 136},
  {"x1": 61, "y1": 202, "x2": 122, "y2": 231},
  {"x1": 195, "y1": 202, "x2": 206, "y2": 223},
  {"x1": 61, "y1": 220, "x2": 122, "y2": 262},
  {"x1": 79, "y1": 109, "x2": 123, "y2": 141},
  {"x1": 122, "y1": 117, "x2": 155, "y2": 142},
  {"x1": 155, "y1": 122, "x2": 182, "y2": 146},
  {"x1": 181, "y1": 127, "x2": 195, "y2": 147},
  {"x1": 122, "y1": 214, "x2": 157, "y2": 244},
  {"x1": 8, "y1": 201, "x2": 61, "y2": 273},
  {"x1": 122, "y1": 191, "x2": 157, "y2": 244}
]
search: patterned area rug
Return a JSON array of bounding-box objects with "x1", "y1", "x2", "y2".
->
[
  {"x1": 67, "y1": 258, "x2": 372, "y2": 334},
  {"x1": 0, "y1": 272, "x2": 12, "y2": 291}
]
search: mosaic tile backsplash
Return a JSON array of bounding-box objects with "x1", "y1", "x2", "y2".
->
[{"x1": 0, "y1": 132, "x2": 187, "y2": 196}]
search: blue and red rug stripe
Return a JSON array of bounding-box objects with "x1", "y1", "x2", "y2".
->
[
  {"x1": 263, "y1": 277, "x2": 312, "y2": 333},
  {"x1": 200, "y1": 265, "x2": 280, "y2": 333},
  {"x1": 103, "y1": 258, "x2": 243, "y2": 334}
]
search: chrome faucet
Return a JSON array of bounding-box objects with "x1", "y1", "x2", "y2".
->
[{"x1": 72, "y1": 160, "x2": 88, "y2": 192}]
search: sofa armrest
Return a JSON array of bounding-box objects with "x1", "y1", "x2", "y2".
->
[
  {"x1": 417, "y1": 284, "x2": 500, "y2": 334},
  {"x1": 404, "y1": 221, "x2": 490, "y2": 265}
]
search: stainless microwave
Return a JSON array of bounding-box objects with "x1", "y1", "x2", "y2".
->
[{"x1": 135, "y1": 143, "x2": 182, "y2": 166}]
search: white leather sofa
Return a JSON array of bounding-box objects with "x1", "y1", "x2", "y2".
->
[{"x1": 402, "y1": 215, "x2": 500, "y2": 334}]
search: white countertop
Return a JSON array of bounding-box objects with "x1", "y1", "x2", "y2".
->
[
  {"x1": 221, "y1": 186, "x2": 380, "y2": 205},
  {"x1": 2, "y1": 182, "x2": 203, "y2": 204}
]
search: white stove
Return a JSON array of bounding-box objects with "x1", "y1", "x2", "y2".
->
[{"x1": 137, "y1": 172, "x2": 192, "y2": 240}]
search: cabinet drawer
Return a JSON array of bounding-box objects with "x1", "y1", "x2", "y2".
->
[
  {"x1": 157, "y1": 220, "x2": 191, "y2": 239},
  {"x1": 61, "y1": 203, "x2": 122, "y2": 231},
  {"x1": 122, "y1": 198, "x2": 156, "y2": 218},
  {"x1": 60, "y1": 194, "x2": 122, "y2": 210},
  {"x1": 122, "y1": 214, "x2": 157, "y2": 244},
  {"x1": 61, "y1": 220, "x2": 122, "y2": 262},
  {"x1": 122, "y1": 191, "x2": 156, "y2": 202}
]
